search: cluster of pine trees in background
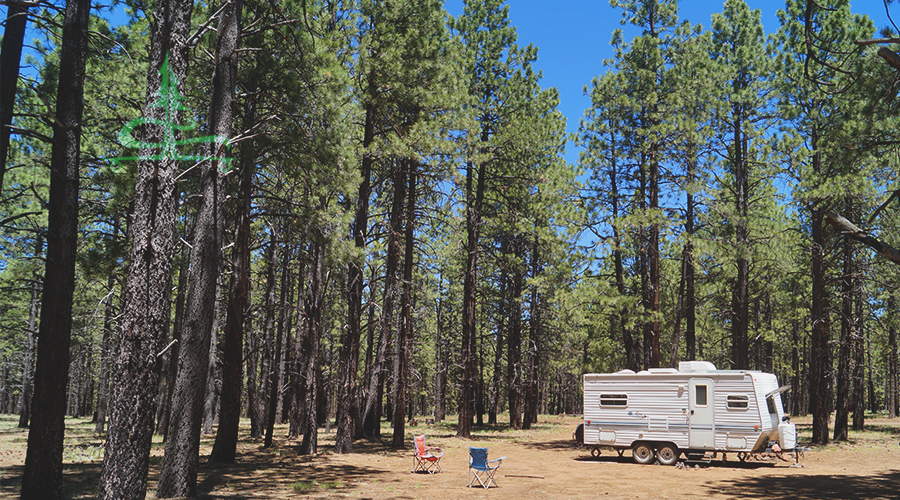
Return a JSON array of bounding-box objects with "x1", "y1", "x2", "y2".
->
[{"x1": 0, "y1": 0, "x2": 898, "y2": 497}]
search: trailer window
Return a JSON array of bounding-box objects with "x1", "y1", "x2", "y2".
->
[
  {"x1": 727, "y1": 395, "x2": 749, "y2": 409},
  {"x1": 695, "y1": 385, "x2": 708, "y2": 407},
  {"x1": 766, "y1": 396, "x2": 777, "y2": 415},
  {"x1": 599, "y1": 394, "x2": 628, "y2": 407}
]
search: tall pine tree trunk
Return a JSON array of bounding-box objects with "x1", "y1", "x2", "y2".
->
[
  {"x1": 20, "y1": 0, "x2": 88, "y2": 496},
  {"x1": 459, "y1": 152, "x2": 486, "y2": 438},
  {"x1": 361, "y1": 162, "x2": 406, "y2": 439},
  {"x1": 158, "y1": 4, "x2": 239, "y2": 480},
  {"x1": 888, "y1": 296, "x2": 897, "y2": 418},
  {"x1": 809, "y1": 142, "x2": 832, "y2": 446},
  {"x1": 834, "y1": 237, "x2": 854, "y2": 441},
  {"x1": 508, "y1": 262, "x2": 524, "y2": 430},
  {"x1": 391, "y1": 165, "x2": 416, "y2": 448},
  {"x1": 210, "y1": 94, "x2": 255, "y2": 463},
  {"x1": 98, "y1": 0, "x2": 194, "y2": 493},
  {"x1": 335, "y1": 100, "x2": 374, "y2": 452},
  {"x1": 17, "y1": 235, "x2": 42, "y2": 429},
  {"x1": 264, "y1": 255, "x2": 291, "y2": 448},
  {"x1": 94, "y1": 221, "x2": 119, "y2": 434},
  {"x1": 299, "y1": 235, "x2": 326, "y2": 454},
  {"x1": 0, "y1": 0, "x2": 29, "y2": 188}
]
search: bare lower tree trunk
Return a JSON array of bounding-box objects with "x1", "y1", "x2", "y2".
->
[
  {"x1": 362, "y1": 164, "x2": 406, "y2": 439},
  {"x1": 156, "y1": 233, "x2": 189, "y2": 437},
  {"x1": 98, "y1": 0, "x2": 194, "y2": 493},
  {"x1": 834, "y1": 239, "x2": 854, "y2": 442},
  {"x1": 210, "y1": 94, "x2": 255, "y2": 464},
  {"x1": 94, "y1": 220, "x2": 120, "y2": 435},
  {"x1": 299, "y1": 236, "x2": 326, "y2": 455},
  {"x1": 391, "y1": 166, "x2": 416, "y2": 449},
  {"x1": 810, "y1": 206, "x2": 832, "y2": 445},
  {"x1": 157, "y1": 123, "x2": 224, "y2": 498},
  {"x1": 889, "y1": 297, "x2": 898, "y2": 418},
  {"x1": 508, "y1": 264, "x2": 524, "y2": 430},
  {"x1": 851, "y1": 285, "x2": 865, "y2": 431},
  {"x1": 18, "y1": 236, "x2": 42, "y2": 429},
  {"x1": 20, "y1": 0, "x2": 88, "y2": 497},
  {"x1": 265, "y1": 255, "x2": 291, "y2": 448},
  {"x1": 202, "y1": 296, "x2": 222, "y2": 435}
]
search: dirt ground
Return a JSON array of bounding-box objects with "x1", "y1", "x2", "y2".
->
[{"x1": 0, "y1": 413, "x2": 898, "y2": 499}]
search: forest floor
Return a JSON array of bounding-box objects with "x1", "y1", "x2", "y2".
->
[{"x1": 0, "y1": 412, "x2": 898, "y2": 499}]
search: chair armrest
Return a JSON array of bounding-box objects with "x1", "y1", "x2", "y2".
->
[{"x1": 488, "y1": 457, "x2": 505, "y2": 464}]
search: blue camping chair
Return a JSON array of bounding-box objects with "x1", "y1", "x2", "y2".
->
[{"x1": 468, "y1": 447, "x2": 505, "y2": 488}]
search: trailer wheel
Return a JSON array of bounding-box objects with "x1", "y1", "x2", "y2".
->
[
  {"x1": 632, "y1": 443, "x2": 655, "y2": 464},
  {"x1": 656, "y1": 444, "x2": 679, "y2": 466},
  {"x1": 591, "y1": 447, "x2": 601, "y2": 458}
]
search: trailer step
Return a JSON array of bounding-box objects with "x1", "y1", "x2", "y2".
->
[{"x1": 685, "y1": 453, "x2": 713, "y2": 464}]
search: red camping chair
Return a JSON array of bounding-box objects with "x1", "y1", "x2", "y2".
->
[{"x1": 413, "y1": 435, "x2": 443, "y2": 474}]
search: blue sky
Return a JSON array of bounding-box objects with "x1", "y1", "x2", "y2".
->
[
  {"x1": 2, "y1": 0, "x2": 894, "y2": 167},
  {"x1": 444, "y1": 0, "x2": 895, "y2": 166}
]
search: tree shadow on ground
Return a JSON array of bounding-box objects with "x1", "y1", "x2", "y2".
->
[
  {"x1": 707, "y1": 469, "x2": 900, "y2": 499},
  {"x1": 573, "y1": 453, "x2": 778, "y2": 470},
  {"x1": 192, "y1": 442, "x2": 404, "y2": 499},
  {"x1": 863, "y1": 424, "x2": 900, "y2": 437},
  {"x1": 522, "y1": 438, "x2": 581, "y2": 452},
  {"x1": 0, "y1": 462, "x2": 102, "y2": 500}
]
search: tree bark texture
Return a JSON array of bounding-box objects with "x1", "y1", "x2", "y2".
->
[
  {"x1": 17, "y1": 236, "x2": 42, "y2": 429},
  {"x1": 210, "y1": 94, "x2": 255, "y2": 464},
  {"x1": 459, "y1": 152, "x2": 486, "y2": 438},
  {"x1": 20, "y1": 0, "x2": 88, "y2": 497},
  {"x1": 98, "y1": 0, "x2": 193, "y2": 495},
  {"x1": 391, "y1": 165, "x2": 416, "y2": 449},
  {"x1": 265, "y1": 255, "x2": 291, "y2": 448},
  {"x1": 299, "y1": 236, "x2": 326, "y2": 454},
  {"x1": 156, "y1": 3, "x2": 237, "y2": 485},
  {"x1": 834, "y1": 238, "x2": 854, "y2": 441},
  {"x1": 361, "y1": 162, "x2": 406, "y2": 438},
  {"x1": 810, "y1": 205, "x2": 832, "y2": 445}
]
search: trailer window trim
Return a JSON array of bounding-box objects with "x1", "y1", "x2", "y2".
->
[
  {"x1": 599, "y1": 394, "x2": 628, "y2": 407},
  {"x1": 726, "y1": 394, "x2": 749, "y2": 409}
]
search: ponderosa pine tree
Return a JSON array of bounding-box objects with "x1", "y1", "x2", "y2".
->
[
  {"x1": 710, "y1": 0, "x2": 771, "y2": 370},
  {"x1": 774, "y1": 0, "x2": 873, "y2": 445},
  {"x1": 20, "y1": 0, "x2": 89, "y2": 497},
  {"x1": 98, "y1": 0, "x2": 194, "y2": 495},
  {"x1": 452, "y1": 0, "x2": 542, "y2": 435},
  {"x1": 157, "y1": 0, "x2": 241, "y2": 494},
  {"x1": 608, "y1": 0, "x2": 683, "y2": 368}
]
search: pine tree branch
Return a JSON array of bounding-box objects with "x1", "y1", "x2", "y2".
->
[
  {"x1": 826, "y1": 213, "x2": 900, "y2": 266},
  {"x1": 877, "y1": 47, "x2": 900, "y2": 72}
]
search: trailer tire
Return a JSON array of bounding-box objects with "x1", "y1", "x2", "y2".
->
[
  {"x1": 632, "y1": 443, "x2": 655, "y2": 464},
  {"x1": 656, "y1": 444, "x2": 679, "y2": 466}
]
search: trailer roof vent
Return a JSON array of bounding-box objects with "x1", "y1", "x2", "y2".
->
[
  {"x1": 616, "y1": 369, "x2": 636, "y2": 374},
  {"x1": 678, "y1": 361, "x2": 717, "y2": 373}
]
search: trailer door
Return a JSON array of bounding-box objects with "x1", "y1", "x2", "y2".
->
[{"x1": 689, "y1": 378, "x2": 715, "y2": 449}]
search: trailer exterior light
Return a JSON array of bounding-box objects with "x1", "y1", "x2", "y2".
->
[{"x1": 755, "y1": 425, "x2": 759, "y2": 430}]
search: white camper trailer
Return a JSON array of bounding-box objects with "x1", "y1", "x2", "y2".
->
[{"x1": 582, "y1": 361, "x2": 796, "y2": 465}]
